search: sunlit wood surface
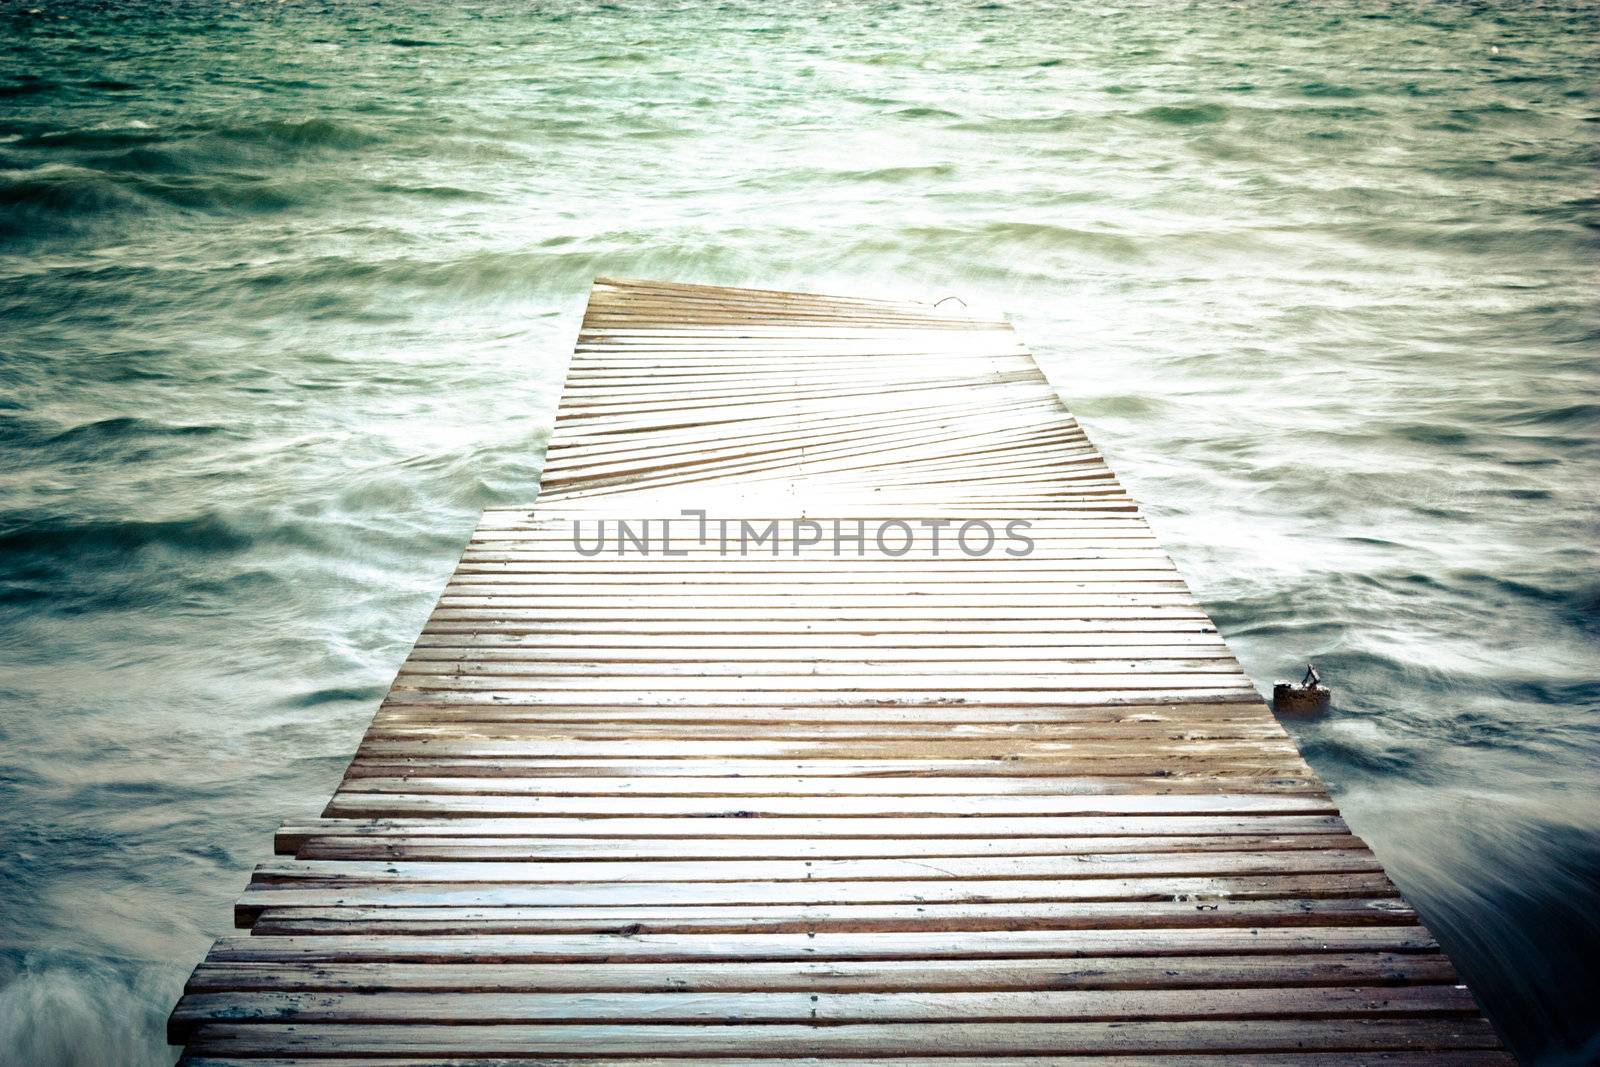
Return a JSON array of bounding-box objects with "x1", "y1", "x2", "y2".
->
[{"x1": 169, "y1": 277, "x2": 1505, "y2": 1064}]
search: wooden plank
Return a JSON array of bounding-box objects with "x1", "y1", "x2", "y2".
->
[
  {"x1": 317, "y1": 794, "x2": 1338, "y2": 819},
  {"x1": 250, "y1": 851, "x2": 1388, "y2": 885},
  {"x1": 181, "y1": 1055, "x2": 1519, "y2": 1067},
  {"x1": 232, "y1": 872, "x2": 1404, "y2": 918},
  {"x1": 293, "y1": 834, "x2": 1366, "y2": 861},
  {"x1": 244, "y1": 899, "x2": 1418, "y2": 936},
  {"x1": 181, "y1": 1019, "x2": 1505, "y2": 1057},
  {"x1": 358, "y1": 703, "x2": 1269, "y2": 722},
  {"x1": 168, "y1": 278, "x2": 1499, "y2": 1061},
  {"x1": 202, "y1": 927, "x2": 1443, "y2": 963},
  {"x1": 274, "y1": 814, "x2": 1358, "y2": 853},
  {"x1": 184, "y1": 952, "x2": 1460, "y2": 994},
  {"x1": 170, "y1": 984, "x2": 1483, "y2": 1041},
  {"x1": 332, "y1": 773, "x2": 1318, "y2": 795}
]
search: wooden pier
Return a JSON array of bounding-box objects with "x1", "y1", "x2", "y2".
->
[{"x1": 170, "y1": 278, "x2": 1505, "y2": 1064}]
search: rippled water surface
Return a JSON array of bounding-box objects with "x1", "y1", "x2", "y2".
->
[{"x1": 1, "y1": 0, "x2": 1597, "y2": 1063}]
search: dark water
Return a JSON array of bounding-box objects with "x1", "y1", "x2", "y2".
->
[{"x1": 1, "y1": 0, "x2": 1596, "y2": 1062}]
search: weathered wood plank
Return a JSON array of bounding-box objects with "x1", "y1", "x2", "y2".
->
[
  {"x1": 181, "y1": 1018, "x2": 1505, "y2": 1057},
  {"x1": 239, "y1": 899, "x2": 1418, "y2": 937},
  {"x1": 274, "y1": 814, "x2": 1357, "y2": 853},
  {"x1": 184, "y1": 952, "x2": 1460, "y2": 994},
  {"x1": 170, "y1": 984, "x2": 1483, "y2": 1042},
  {"x1": 181, "y1": 1055, "x2": 1519, "y2": 1067},
  {"x1": 202, "y1": 926, "x2": 1442, "y2": 963}
]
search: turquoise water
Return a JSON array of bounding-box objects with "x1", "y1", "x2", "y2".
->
[{"x1": 1, "y1": 0, "x2": 1596, "y2": 1062}]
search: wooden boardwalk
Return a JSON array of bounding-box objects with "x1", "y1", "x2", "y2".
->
[{"x1": 170, "y1": 278, "x2": 1506, "y2": 1064}]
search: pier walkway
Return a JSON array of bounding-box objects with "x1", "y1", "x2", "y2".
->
[{"x1": 170, "y1": 278, "x2": 1505, "y2": 1063}]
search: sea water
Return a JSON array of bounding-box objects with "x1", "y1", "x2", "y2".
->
[{"x1": 1, "y1": 1, "x2": 1596, "y2": 1062}]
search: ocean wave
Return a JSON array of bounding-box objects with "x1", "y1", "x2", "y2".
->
[
  {"x1": 40, "y1": 415, "x2": 226, "y2": 449},
  {"x1": 134, "y1": 173, "x2": 308, "y2": 213},
  {"x1": 370, "y1": 181, "x2": 484, "y2": 200},
  {"x1": 11, "y1": 116, "x2": 380, "y2": 169},
  {"x1": 216, "y1": 116, "x2": 380, "y2": 151},
  {"x1": 0, "y1": 418, "x2": 228, "y2": 480},
  {"x1": 1299, "y1": 81, "x2": 1364, "y2": 98},
  {"x1": 1492, "y1": 401, "x2": 1600, "y2": 430},
  {"x1": 1310, "y1": 735, "x2": 1432, "y2": 780},
  {"x1": 1135, "y1": 103, "x2": 1228, "y2": 125},
  {"x1": 0, "y1": 166, "x2": 146, "y2": 230},
  {"x1": 0, "y1": 956, "x2": 175, "y2": 1067},
  {"x1": 898, "y1": 220, "x2": 1145, "y2": 262},
  {"x1": 13, "y1": 126, "x2": 165, "y2": 151},
  {"x1": 3, "y1": 117, "x2": 380, "y2": 188},
  {"x1": 0, "y1": 160, "x2": 324, "y2": 237},
  {"x1": 283, "y1": 683, "x2": 389, "y2": 709},
  {"x1": 1389, "y1": 422, "x2": 1481, "y2": 448},
  {"x1": 238, "y1": 248, "x2": 610, "y2": 302},
  {"x1": 0, "y1": 514, "x2": 257, "y2": 558},
  {"x1": 0, "y1": 77, "x2": 56, "y2": 99},
  {"x1": 952, "y1": 113, "x2": 1076, "y2": 133},
  {"x1": 1339, "y1": 221, "x2": 1593, "y2": 256},
  {"x1": 828, "y1": 163, "x2": 955, "y2": 183}
]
